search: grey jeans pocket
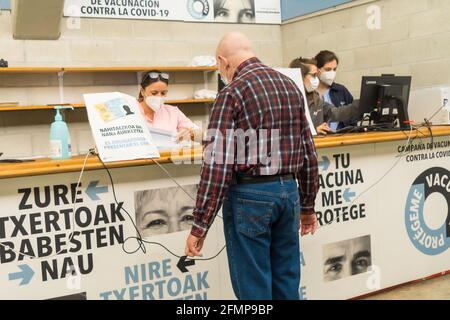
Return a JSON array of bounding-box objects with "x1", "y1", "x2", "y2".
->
[{"x1": 236, "y1": 197, "x2": 274, "y2": 238}]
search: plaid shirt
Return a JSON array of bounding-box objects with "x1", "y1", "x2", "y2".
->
[{"x1": 191, "y1": 57, "x2": 319, "y2": 238}]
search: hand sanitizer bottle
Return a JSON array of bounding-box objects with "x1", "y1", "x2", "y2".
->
[{"x1": 50, "y1": 106, "x2": 74, "y2": 160}]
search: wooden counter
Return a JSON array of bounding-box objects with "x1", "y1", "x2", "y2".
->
[
  {"x1": 1, "y1": 126, "x2": 449, "y2": 180},
  {"x1": 313, "y1": 126, "x2": 450, "y2": 148}
]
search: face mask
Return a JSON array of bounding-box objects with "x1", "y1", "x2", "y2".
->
[
  {"x1": 145, "y1": 95, "x2": 165, "y2": 112},
  {"x1": 306, "y1": 76, "x2": 320, "y2": 93},
  {"x1": 218, "y1": 58, "x2": 231, "y2": 86},
  {"x1": 319, "y1": 70, "x2": 337, "y2": 86}
]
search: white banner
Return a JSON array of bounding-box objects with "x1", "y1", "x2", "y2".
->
[
  {"x1": 299, "y1": 137, "x2": 450, "y2": 299},
  {"x1": 63, "y1": 0, "x2": 281, "y2": 24},
  {"x1": 64, "y1": 0, "x2": 184, "y2": 21},
  {"x1": 0, "y1": 135, "x2": 449, "y2": 299},
  {"x1": 0, "y1": 164, "x2": 231, "y2": 300}
]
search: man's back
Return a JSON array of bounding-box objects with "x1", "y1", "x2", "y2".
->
[
  {"x1": 193, "y1": 56, "x2": 318, "y2": 236},
  {"x1": 213, "y1": 57, "x2": 315, "y2": 176},
  {"x1": 187, "y1": 34, "x2": 319, "y2": 300}
]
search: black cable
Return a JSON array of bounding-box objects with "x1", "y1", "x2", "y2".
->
[
  {"x1": 95, "y1": 152, "x2": 225, "y2": 262},
  {"x1": 427, "y1": 103, "x2": 447, "y2": 123},
  {"x1": 95, "y1": 153, "x2": 147, "y2": 255},
  {"x1": 317, "y1": 117, "x2": 449, "y2": 230},
  {"x1": 121, "y1": 236, "x2": 226, "y2": 261},
  {"x1": 340, "y1": 121, "x2": 400, "y2": 134},
  {"x1": 421, "y1": 102, "x2": 449, "y2": 150},
  {"x1": 149, "y1": 158, "x2": 223, "y2": 220}
]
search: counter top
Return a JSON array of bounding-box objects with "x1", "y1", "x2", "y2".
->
[
  {"x1": 1, "y1": 126, "x2": 449, "y2": 179},
  {"x1": 312, "y1": 126, "x2": 450, "y2": 148}
]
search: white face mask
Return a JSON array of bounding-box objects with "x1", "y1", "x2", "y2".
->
[
  {"x1": 145, "y1": 95, "x2": 165, "y2": 112},
  {"x1": 306, "y1": 76, "x2": 320, "y2": 93},
  {"x1": 218, "y1": 58, "x2": 231, "y2": 86},
  {"x1": 319, "y1": 70, "x2": 337, "y2": 86}
]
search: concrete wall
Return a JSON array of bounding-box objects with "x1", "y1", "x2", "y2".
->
[
  {"x1": 281, "y1": 0, "x2": 450, "y2": 97},
  {"x1": 0, "y1": 12, "x2": 282, "y2": 158}
]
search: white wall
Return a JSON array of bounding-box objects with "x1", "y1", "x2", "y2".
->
[{"x1": 281, "y1": 0, "x2": 450, "y2": 97}]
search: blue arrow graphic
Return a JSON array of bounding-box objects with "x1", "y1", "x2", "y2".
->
[
  {"x1": 343, "y1": 188, "x2": 356, "y2": 203},
  {"x1": 8, "y1": 264, "x2": 34, "y2": 286},
  {"x1": 318, "y1": 156, "x2": 331, "y2": 171},
  {"x1": 85, "y1": 181, "x2": 108, "y2": 201}
]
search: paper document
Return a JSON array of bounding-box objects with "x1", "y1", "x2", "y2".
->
[{"x1": 148, "y1": 127, "x2": 200, "y2": 151}]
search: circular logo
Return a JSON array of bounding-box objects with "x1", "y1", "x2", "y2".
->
[
  {"x1": 187, "y1": 0, "x2": 210, "y2": 20},
  {"x1": 405, "y1": 167, "x2": 450, "y2": 255}
]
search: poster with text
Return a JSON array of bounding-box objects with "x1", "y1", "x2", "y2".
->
[
  {"x1": 0, "y1": 164, "x2": 232, "y2": 300},
  {"x1": 64, "y1": 0, "x2": 281, "y2": 24}
]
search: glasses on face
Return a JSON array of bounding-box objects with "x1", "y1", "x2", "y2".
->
[
  {"x1": 145, "y1": 90, "x2": 168, "y2": 97},
  {"x1": 144, "y1": 72, "x2": 170, "y2": 82}
]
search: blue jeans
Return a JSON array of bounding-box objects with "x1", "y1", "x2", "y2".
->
[{"x1": 222, "y1": 176, "x2": 301, "y2": 300}]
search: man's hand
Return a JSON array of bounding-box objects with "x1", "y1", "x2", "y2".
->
[
  {"x1": 300, "y1": 213, "x2": 318, "y2": 236},
  {"x1": 316, "y1": 123, "x2": 332, "y2": 136},
  {"x1": 185, "y1": 234, "x2": 206, "y2": 257}
]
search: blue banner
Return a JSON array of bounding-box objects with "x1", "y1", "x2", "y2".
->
[
  {"x1": 281, "y1": 0, "x2": 353, "y2": 21},
  {"x1": 0, "y1": 0, "x2": 11, "y2": 10}
]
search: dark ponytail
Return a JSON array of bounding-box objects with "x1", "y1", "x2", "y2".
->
[
  {"x1": 289, "y1": 57, "x2": 320, "y2": 106},
  {"x1": 289, "y1": 57, "x2": 317, "y2": 78}
]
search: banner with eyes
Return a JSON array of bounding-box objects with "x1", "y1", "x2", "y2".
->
[
  {"x1": 0, "y1": 163, "x2": 233, "y2": 300},
  {"x1": 63, "y1": 0, "x2": 282, "y2": 24},
  {"x1": 299, "y1": 138, "x2": 450, "y2": 300}
]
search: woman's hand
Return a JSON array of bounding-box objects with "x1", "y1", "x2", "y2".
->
[
  {"x1": 316, "y1": 123, "x2": 332, "y2": 135},
  {"x1": 176, "y1": 128, "x2": 194, "y2": 143},
  {"x1": 177, "y1": 128, "x2": 203, "y2": 143}
]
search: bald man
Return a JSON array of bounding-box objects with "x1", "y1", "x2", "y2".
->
[{"x1": 185, "y1": 32, "x2": 319, "y2": 300}]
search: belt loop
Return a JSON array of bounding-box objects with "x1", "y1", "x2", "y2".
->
[{"x1": 280, "y1": 176, "x2": 284, "y2": 186}]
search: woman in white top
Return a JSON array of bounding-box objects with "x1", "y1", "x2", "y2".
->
[{"x1": 138, "y1": 70, "x2": 200, "y2": 142}]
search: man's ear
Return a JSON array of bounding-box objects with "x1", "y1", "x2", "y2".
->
[{"x1": 218, "y1": 55, "x2": 228, "y2": 68}]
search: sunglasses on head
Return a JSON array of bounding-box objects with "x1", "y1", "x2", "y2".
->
[{"x1": 144, "y1": 72, "x2": 170, "y2": 83}]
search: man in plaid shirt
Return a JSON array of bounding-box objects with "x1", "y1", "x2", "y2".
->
[{"x1": 185, "y1": 32, "x2": 319, "y2": 300}]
